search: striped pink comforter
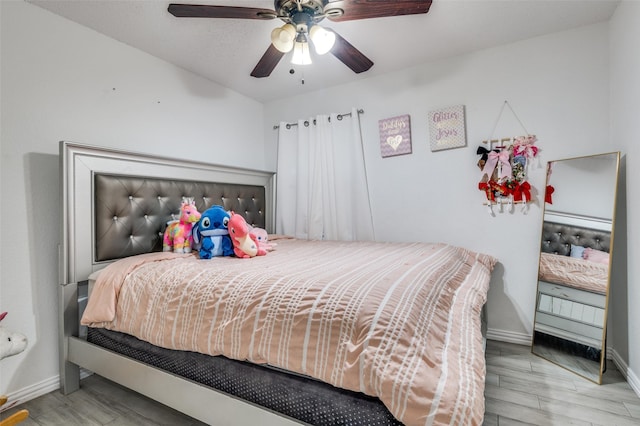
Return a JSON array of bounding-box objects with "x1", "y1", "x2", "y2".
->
[
  {"x1": 82, "y1": 239, "x2": 496, "y2": 426},
  {"x1": 538, "y1": 252, "x2": 608, "y2": 294}
]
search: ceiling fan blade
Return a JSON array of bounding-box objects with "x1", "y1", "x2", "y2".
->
[
  {"x1": 251, "y1": 45, "x2": 285, "y2": 78},
  {"x1": 168, "y1": 4, "x2": 276, "y2": 20},
  {"x1": 330, "y1": 31, "x2": 373, "y2": 74},
  {"x1": 326, "y1": 0, "x2": 432, "y2": 22}
]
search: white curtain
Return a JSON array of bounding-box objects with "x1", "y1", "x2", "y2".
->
[{"x1": 276, "y1": 108, "x2": 374, "y2": 241}]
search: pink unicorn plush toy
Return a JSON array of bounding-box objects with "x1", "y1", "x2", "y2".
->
[
  {"x1": 163, "y1": 198, "x2": 201, "y2": 253},
  {"x1": 228, "y1": 212, "x2": 267, "y2": 258}
]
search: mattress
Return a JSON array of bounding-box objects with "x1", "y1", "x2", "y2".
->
[{"x1": 87, "y1": 327, "x2": 402, "y2": 425}]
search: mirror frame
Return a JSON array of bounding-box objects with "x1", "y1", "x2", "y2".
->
[{"x1": 531, "y1": 151, "x2": 620, "y2": 384}]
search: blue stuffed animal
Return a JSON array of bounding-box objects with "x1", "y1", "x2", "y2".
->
[{"x1": 192, "y1": 205, "x2": 234, "y2": 259}]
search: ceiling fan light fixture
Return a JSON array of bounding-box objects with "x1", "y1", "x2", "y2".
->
[
  {"x1": 309, "y1": 25, "x2": 335, "y2": 55},
  {"x1": 291, "y1": 32, "x2": 312, "y2": 65},
  {"x1": 270, "y1": 23, "x2": 296, "y2": 53}
]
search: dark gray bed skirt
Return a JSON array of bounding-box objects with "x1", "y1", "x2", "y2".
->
[{"x1": 87, "y1": 328, "x2": 403, "y2": 426}]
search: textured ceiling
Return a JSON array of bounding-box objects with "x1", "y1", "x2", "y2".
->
[{"x1": 26, "y1": 0, "x2": 619, "y2": 103}]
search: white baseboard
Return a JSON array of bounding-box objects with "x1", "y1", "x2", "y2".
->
[
  {"x1": 628, "y1": 367, "x2": 640, "y2": 398},
  {"x1": 2, "y1": 369, "x2": 92, "y2": 410},
  {"x1": 610, "y1": 348, "x2": 640, "y2": 398},
  {"x1": 1, "y1": 375, "x2": 58, "y2": 411},
  {"x1": 486, "y1": 327, "x2": 532, "y2": 346}
]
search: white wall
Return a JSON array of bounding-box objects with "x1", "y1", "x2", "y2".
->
[
  {"x1": 609, "y1": 0, "x2": 640, "y2": 393},
  {"x1": 0, "y1": 1, "x2": 266, "y2": 397},
  {"x1": 264, "y1": 23, "x2": 613, "y2": 344}
]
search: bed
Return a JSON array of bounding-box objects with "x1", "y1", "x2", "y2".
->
[
  {"x1": 534, "y1": 212, "x2": 611, "y2": 351},
  {"x1": 59, "y1": 142, "x2": 496, "y2": 426}
]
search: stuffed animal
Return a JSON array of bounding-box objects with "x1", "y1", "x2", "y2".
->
[
  {"x1": 0, "y1": 312, "x2": 28, "y2": 361},
  {"x1": 163, "y1": 198, "x2": 201, "y2": 253},
  {"x1": 228, "y1": 212, "x2": 267, "y2": 258},
  {"x1": 192, "y1": 205, "x2": 234, "y2": 259},
  {"x1": 251, "y1": 227, "x2": 276, "y2": 252},
  {"x1": 0, "y1": 312, "x2": 30, "y2": 425}
]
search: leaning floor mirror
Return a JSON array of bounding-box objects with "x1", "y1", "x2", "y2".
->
[{"x1": 531, "y1": 151, "x2": 620, "y2": 384}]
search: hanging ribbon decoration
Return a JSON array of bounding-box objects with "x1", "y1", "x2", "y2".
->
[{"x1": 476, "y1": 101, "x2": 539, "y2": 215}]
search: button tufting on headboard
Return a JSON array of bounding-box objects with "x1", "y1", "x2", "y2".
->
[
  {"x1": 541, "y1": 221, "x2": 610, "y2": 256},
  {"x1": 94, "y1": 174, "x2": 266, "y2": 262}
]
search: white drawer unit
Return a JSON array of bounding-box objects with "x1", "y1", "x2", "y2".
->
[
  {"x1": 535, "y1": 281, "x2": 606, "y2": 349},
  {"x1": 537, "y1": 281, "x2": 606, "y2": 308}
]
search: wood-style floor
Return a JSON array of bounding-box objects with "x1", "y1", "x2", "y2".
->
[
  {"x1": 484, "y1": 340, "x2": 640, "y2": 425},
  {"x1": 2, "y1": 340, "x2": 640, "y2": 425}
]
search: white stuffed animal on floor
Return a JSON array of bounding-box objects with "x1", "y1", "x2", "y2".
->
[
  {"x1": 0, "y1": 312, "x2": 29, "y2": 425},
  {"x1": 0, "y1": 312, "x2": 28, "y2": 360}
]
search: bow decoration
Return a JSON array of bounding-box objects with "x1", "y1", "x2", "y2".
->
[
  {"x1": 545, "y1": 185, "x2": 555, "y2": 204},
  {"x1": 510, "y1": 181, "x2": 531, "y2": 203},
  {"x1": 478, "y1": 182, "x2": 495, "y2": 202},
  {"x1": 481, "y1": 149, "x2": 512, "y2": 181},
  {"x1": 476, "y1": 146, "x2": 499, "y2": 170},
  {"x1": 514, "y1": 144, "x2": 538, "y2": 158},
  {"x1": 476, "y1": 146, "x2": 497, "y2": 160},
  {"x1": 513, "y1": 135, "x2": 538, "y2": 159}
]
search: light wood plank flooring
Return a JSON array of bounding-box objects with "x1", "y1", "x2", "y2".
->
[
  {"x1": 2, "y1": 340, "x2": 639, "y2": 425},
  {"x1": 484, "y1": 340, "x2": 640, "y2": 425}
]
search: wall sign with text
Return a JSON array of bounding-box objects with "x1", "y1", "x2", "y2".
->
[
  {"x1": 428, "y1": 105, "x2": 466, "y2": 151},
  {"x1": 379, "y1": 114, "x2": 412, "y2": 158}
]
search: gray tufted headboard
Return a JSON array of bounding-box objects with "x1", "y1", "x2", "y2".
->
[
  {"x1": 540, "y1": 221, "x2": 611, "y2": 256},
  {"x1": 60, "y1": 142, "x2": 275, "y2": 284},
  {"x1": 94, "y1": 174, "x2": 267, "y2": 262}
]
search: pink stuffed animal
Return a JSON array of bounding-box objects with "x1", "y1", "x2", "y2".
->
[
  {"x1": 228, "y1": 212, "x2": 267, "y2": 258},
  {"x1": 163, "y1": 198, "x2": 201, "y2": 253},
  {"x1": 251, "y1": 227, "x2": 276, "y2": 252}
]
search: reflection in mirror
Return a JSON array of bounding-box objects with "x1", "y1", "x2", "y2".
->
[{"x1": 532, "y1": 152, "x2": 620, "y2": 384}]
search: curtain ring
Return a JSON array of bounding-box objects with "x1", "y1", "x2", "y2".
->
[
  {"x1": 337, "y1": 114, "x2": 343, "y2": 121},
  {"x1": 304, "y1": 120, "x2": 310, "y2": 127},
  {"x1": 286, "y1": 123, "x2": 292, "y2": 129}
]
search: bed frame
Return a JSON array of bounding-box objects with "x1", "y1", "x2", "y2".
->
[{"x1": 57, "y1": 142, "x2": 310, "y2": 425}]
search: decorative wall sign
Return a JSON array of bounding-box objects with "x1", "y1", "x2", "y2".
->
[
  {"x1": 378, "y1": 114, "x2": 412, "y2": 158},
  {"x1": 428, "y1": 105, "x2": 466, "y2": 151}
]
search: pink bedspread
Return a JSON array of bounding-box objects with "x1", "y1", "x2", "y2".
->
[
  {"x1": 538, "y1": 252, "x2": 608, "y2": 294},
  {"x1": 82, "y1": 239, "x2": 496, "y2": 426}
]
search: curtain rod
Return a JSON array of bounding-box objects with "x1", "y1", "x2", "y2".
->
[{"x1": 273, "y1": 108, "x2": 364, "y2": 130}]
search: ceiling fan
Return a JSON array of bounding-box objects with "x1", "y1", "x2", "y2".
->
[{"x1": 168, "y1": 0, "x2": 433, "y2": 78}]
